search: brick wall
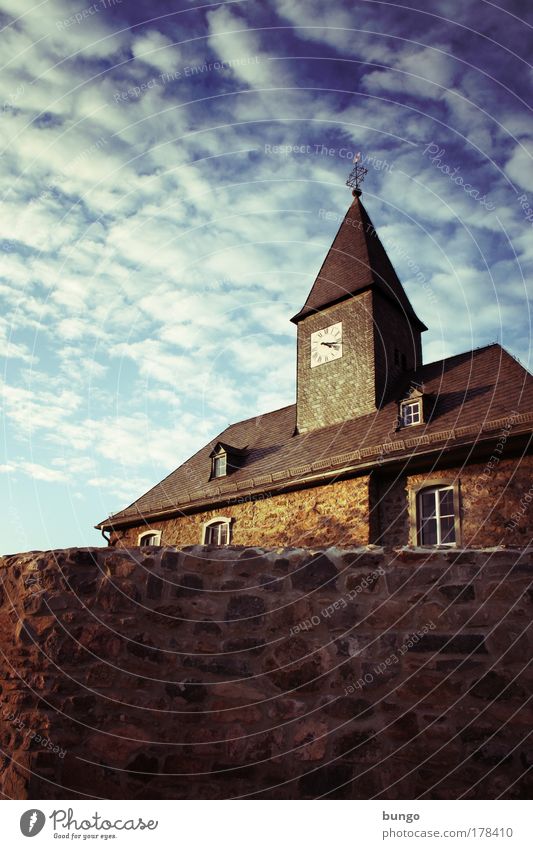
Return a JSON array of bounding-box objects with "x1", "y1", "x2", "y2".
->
[
  {"x1": 1, "y1": 545, "x2": 531, "y2": 799},
  {"x1": 111, "y1": 475, "x2": 371, "y2": 548}
]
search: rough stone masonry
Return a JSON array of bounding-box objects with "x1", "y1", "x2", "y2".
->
[{"x1": 0, "y1": 545, "x2": 531, "y2": 799}]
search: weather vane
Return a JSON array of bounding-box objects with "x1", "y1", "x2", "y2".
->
[{"x1": 346, "y1": 152, "x2": 368, "y2": 196}]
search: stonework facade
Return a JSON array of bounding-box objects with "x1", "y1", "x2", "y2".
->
[
  {"x1": 375, "y1": 454, "x2": 533, "y2": 549},
  {"x1": 295, "y1": 289, "x2": 423, "y2": 434},
  {"x1": 112, "y1": 475, "x2": 372, "y2": 549},
  {"x1": 111, "y1": 453, "x2": 533, "y2": 550}
]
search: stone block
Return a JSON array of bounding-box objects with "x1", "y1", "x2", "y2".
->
[
  {"x1": 293, "y1": 719, "x2": 329, "y2": 761},
  {"x1": 298, "y1": 763, "x2": 354, "y2": 799},
  {"x1": 259, "y1": 574, "x2": 285, "y2": 592},
  {"x1": 223, "y1": 637, "x2": 266, "y2": 655},
  {"x1": 172, "y1": 574, "x2": 204, "y2": 597},
  {"x1": 439, "y1": 584, "x2": 475, "y2": 602},
  {"x1": 146, "y1": 574, "x2": 164, "y2": 600},
  {"x1": 291, "y1": 554, "x2": 338, "y2": 591},
  {"x1": 225, "y1": 595, "x2": 266, "y2": 620},
  {"x1": 408, "y1": 634, "x2": 487, "y2": 654},
  {"x1": 470, "y1": 672, "x2": 526, "y2": 702}
]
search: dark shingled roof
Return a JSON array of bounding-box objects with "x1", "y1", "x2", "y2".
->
[
  {"x1": 97, "y1": 344, "x2": 533, "y2": 529},
  {"x1": 290, "y1": 195, "x2": 427, "y2": 329}
]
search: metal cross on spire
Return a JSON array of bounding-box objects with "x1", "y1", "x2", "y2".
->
[{"x1": 345, "y1": 152, "x2": 368, "y2": 197}]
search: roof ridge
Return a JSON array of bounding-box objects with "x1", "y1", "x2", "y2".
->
[
  {"x1": 422, "y1": 342, "x2": 503, "y2": 371},
  {"x1": 221, "y1": 402, "x2": 296, "y2": 432}
]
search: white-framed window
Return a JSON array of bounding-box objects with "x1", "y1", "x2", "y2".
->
[
  {"x1": 417, "y1": 486, "x2": 457, "y2": 546},
  {"x1": 138, "y1": 530, "x2": 162, "y2": 546},
  {"x1": 202, "y1": 517, "x2": 232, "y2": 545},
  {"x1": 212, "y1": 451, "x2": 227, "y2": 478},
  {"x1": 401, "y1": 399, "x2": 422, "y2": 427}
]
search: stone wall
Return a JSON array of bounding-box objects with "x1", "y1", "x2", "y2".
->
[
  {"x1": 376, "y1": 455, "x2": 533, "y2": 548},
  {"x1": 1, "y1": 545, "x2": 531, "y2": 800},
  {"x1": 111, "y1": 475, "x2": 371, "y2": 548}
]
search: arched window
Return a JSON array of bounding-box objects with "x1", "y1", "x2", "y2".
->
[
  {"x1": 416, "y1": 485, "x2": 457, "y2": 546},
  {"x1": 202, "y1": 517, "x2": 232, "y2": 545},
  {"x1": 138, "y1": 530, "x2": 162, "y2": 547}
]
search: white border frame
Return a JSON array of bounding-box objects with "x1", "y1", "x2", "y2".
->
[{"x1": 408, "y1": 480, "x2": 462, "y2": 547}]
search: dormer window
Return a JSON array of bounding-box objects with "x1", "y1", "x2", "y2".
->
[
  {"x1": 212, "y1": 451, "x2": 227, "y2": 478},
  {"x1": 209, "y1": 442, "x2": 247, "y2": 480},
  {"x1": 401, "y1": 399, "x2": 422, "y2": 426},
  {"x1": 399, "y1": 382, "x2": 429, "y2": 428}
]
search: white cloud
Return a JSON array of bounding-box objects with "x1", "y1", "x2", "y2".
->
[
  {"x1": 0, "y1": 318, "x2": 35, "y2": 363},
  {"x1": 504, "y1": 139, "x2": 533, "y2": 192},
  {"x1": 130, "y1": 29, "x2": 177, "y2": 72},
  {"x1": 207, "y1": 6, "x2": 288, "y2": 89},
  {"x1": 362, "y1": 46, "x2": 456, "y2": 98},
  {"x1": 0, "y1": 378, "x2": 82, "y2": 437},
  {"x1": 87, "y1": 474, "x2": 153, "y2": 504},
  {"x1": 4, "y1": 460, "x2": 69, "y2": 483},
  {"x1": 19, "y1": 461, "x2": 69, "y2": 482},
  {"x1": 272, "y1": 0, "x2": 371, "y2": 54}
]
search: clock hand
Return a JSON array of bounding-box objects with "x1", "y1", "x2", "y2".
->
[{"x1": 320, "y1": 341, "x2": 341, "y2": 347}]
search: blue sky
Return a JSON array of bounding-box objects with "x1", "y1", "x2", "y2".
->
[{"x1": 0, "y1": 0, "x2": 531, "y2": 553}]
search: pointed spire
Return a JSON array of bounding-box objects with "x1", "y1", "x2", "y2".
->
[{"x1": 290, "y1": 189, "x2": 427, "y2": 331}]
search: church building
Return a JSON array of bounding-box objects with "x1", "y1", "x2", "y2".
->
[{"x1": 96, "y1": 169, "x2": 533, "y2": 550}]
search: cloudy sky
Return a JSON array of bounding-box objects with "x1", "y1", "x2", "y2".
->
[{"x1": 0, "y1": 0, "x2": 531, "y2": 553}]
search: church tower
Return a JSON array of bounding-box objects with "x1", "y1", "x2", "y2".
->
[{"x1": 292, "y1": 170, "x2": 427, "y2": 433}]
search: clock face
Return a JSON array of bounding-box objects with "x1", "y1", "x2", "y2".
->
[{"x1": 310, "y1": 322, "x2": 343, "y2": 367}]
